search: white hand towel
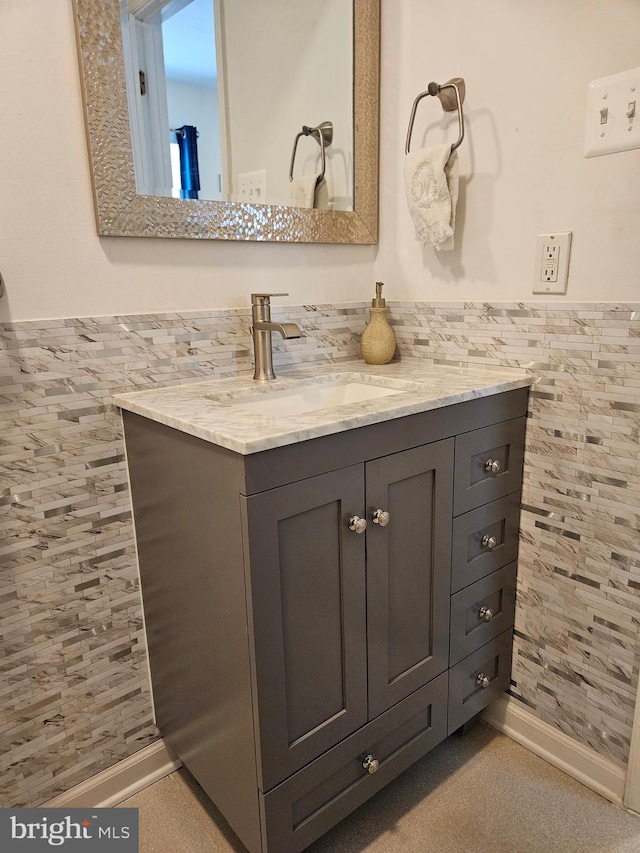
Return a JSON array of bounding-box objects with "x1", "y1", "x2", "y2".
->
[
  {"x1": 404, "y1": 143, "x2": 459, "y2": 251},
  {"x1": 289, "y1": 175, "x2": 329, "y2": 209},
  {"x1": 314, "y1": 177, "x2": 329, "y2": 210}
]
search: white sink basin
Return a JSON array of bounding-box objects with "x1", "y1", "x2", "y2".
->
[{"x1": 205, "y1": 374, "x2": 415, "y2": 418}]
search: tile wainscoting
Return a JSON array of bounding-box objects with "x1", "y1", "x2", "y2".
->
[
  {"x1": 2, "y1": 300, "x2": 639, "y2": 807},
  {"x1": 0, "y1": 304, "x2": 366, "y2": 807},
  {"x1": 392, "y1": 301, "x2": 640, "y2": 768}
]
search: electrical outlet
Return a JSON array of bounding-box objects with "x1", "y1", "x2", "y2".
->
[
  {"x1": 541, "y1": 241, "x2": 559, "y2": 283},
  {"x1": 532, "y1": 232, "x2": 572, "y2": 294},
  {"x1": 238, "y1": 169, "x2": 267, "y2": 203}
]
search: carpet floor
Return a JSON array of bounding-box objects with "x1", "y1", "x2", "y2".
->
[{"x1": 120, "y1": 722, "x2": 640, "y2": 852}]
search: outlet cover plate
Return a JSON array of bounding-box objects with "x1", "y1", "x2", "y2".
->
[{"x1": 532, "y1": 232, "x2": 572, "y2": 295}]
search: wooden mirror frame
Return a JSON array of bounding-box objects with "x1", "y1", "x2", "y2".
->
[{"x1": 73, "y1": 0, "x2": 379, "y2": 243}]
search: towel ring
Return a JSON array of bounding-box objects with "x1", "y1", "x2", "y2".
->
[
  {"x1": 405, "y1": 78, "x2": 465, "y2": 155},
  {"x1": 289, "y1": 122, "x2": 333, "y2": 182}
]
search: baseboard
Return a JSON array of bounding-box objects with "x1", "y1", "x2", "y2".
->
[
  {"x1": 44, "y1": 740, "x2": 182, "y2": 808},
  {"x1": 624, "y1": 676, "x2": 640, "y2": 813},
  {"x1": 482, "y1": 696, "x2": 626, "y2": 806},
  {"x1": 41, "y1": 702, "x2": 629, "y2": 811}
]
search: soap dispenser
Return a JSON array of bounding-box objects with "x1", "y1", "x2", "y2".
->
[{"x1": 361, "y1": 281, "x2": 396, "y2": 365}]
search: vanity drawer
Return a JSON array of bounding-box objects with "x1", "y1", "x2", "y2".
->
[
  {"x1": 448, "y1": 629, "x2": 513, "y2": 735},
  {"x1": 449, "y1": 564, "x2": 517, "y2": 666},
  {"x1": 454, "y1": 418, "x2": 526, "y2": 516},
  {"x1": 451, "y1": 492, "x2": 521, "y2": 593},
  {"x1": 261, "y1": 672, "x2": 448, "y2": 853}
]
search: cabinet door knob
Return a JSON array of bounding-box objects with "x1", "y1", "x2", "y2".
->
[
  {"x1": 372, "y1": 509, "x2": 390, "y2": 527},
  {"x1": 476, "y1": 673, "x2": 491, "y2": 689},
  {"x1": 484, "y1": 458, "x2": 501, "y2": 474},
  {"x1": 348, "y1": 515, "x2": 367, "y2": 534},
  {"x1": 481, "y1": 534, "x2": 497, "y2": 549},
  {"x1": 478, "y1": 606, "x2": 494, "y2": 622},
  {"x1": 362, "y1": 754, "x2": 379, "y2": 774}
]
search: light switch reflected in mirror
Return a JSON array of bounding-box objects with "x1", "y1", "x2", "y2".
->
[{"x1": 73, "y1": 0, "x2": 379, "y2": 243}]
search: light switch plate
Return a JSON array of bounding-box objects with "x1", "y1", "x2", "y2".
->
[
  {"x1": 584, "y1": 67, "x2": 640, "y2": 157},
  {"x1": 238, "y1": 169, "x2": 267, "y2": 203},
  {"x1": 532, "y1": 232, "x2": 572, "y2": 294}
]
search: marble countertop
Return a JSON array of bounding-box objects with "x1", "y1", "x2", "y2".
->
[{"x1": 114, "y1": 360, "x2": 533, "y2": 455}]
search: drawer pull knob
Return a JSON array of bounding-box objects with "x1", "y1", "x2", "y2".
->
[
  {"x1": 481, "y1": 534, "x2": 497, "y2": 550},
  {"x1": 478, "y1": 606, "x2": 494, "y2": 622},
  {"x1": 484, "y1": 458, "x2": 501, "y2": 474},
  {"x1": 372, "y1": 509, "x2": 390, "y2": 527},
  {"x1": 476, "y1": 673, "x2": 491, "y2": 689},
  {"x1": 348, "y1": 515, "x2": 367, "y2": 534},
  {"x1": 362, "y1": 754, "x2": 379, "y2": 774}
]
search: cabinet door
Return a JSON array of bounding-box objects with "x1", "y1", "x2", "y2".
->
[
  {"x1": 366, "y1": 439, "x2": 454, "y2": 718},
  {"x1": 242, "y1": 465, "x2": 368, "y2": 792}
]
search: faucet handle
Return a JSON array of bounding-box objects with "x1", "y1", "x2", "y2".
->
[{"x1": 251, "y1": 293, "x2": 289, "y2": 304}]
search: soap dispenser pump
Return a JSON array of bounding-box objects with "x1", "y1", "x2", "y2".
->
[{"x1": 360, "y1": 281, "x2": 396, "y2": 365}]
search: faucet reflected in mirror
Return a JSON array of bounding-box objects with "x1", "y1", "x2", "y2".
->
[{"x1": 250, "y1": 294, "x2": 302, "y2": 381}]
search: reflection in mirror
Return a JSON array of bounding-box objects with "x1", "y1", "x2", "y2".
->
[
  {"x1": 72, "y1": 0, "x2": 378, "y2": 243},
  {"x1": 121, "y1": 0, "x2": 222, "y2": 200},
  {"x1": 163, "y1": 0, "x2": 222, "y2": 201},
  {"x1": 121, "y1": 0, "x2": 353, "y2": 210}
]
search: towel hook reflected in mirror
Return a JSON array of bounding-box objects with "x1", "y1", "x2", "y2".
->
[
  {"x1": 289, "y1": 122, "x2": 334, "y2": 182},
  {"x1": 405, "y1": 77, "x2": 466, "y2": 155}
]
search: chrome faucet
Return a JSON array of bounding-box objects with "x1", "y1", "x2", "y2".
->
[{"x1": 251, "y1": 293, "x2": 301, "y2": 381}]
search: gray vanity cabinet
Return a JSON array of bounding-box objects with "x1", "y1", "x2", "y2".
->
[
  {"x1": 241, "y1": 465, "x2": 369, "y2": 792},
  {"x1": 242, "y1": 441, "x2": 454, "y2": 792},
  {"x1": 446, "y1": 416, "x2": 525, "y2": 735},
  {"x1": 365, "y1": 439, "x2": 453, "y2": 718},
  {"x1": 121, "y1": 386, "x2": 528, "y2": 853}
]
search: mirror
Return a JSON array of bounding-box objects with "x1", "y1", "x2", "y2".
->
[{"x1": 73, "y1": 0, "x2": 379, "y2": 243}]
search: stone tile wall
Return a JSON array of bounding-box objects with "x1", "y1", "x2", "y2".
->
[
  {"x1": 0, "y1": 304, "x2": 366, "y2": 807},
  {"x1": 2, "y1": 299, "x2": 639, "y2": 808},
  {"x1": 392, "y1": 301, "x2": 640, "y2": 767}
]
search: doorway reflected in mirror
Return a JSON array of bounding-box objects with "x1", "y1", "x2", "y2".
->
[{"x1": 163, "y1": 0, "x2": 222, "y2": 200}]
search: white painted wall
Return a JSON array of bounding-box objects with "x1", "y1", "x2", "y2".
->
[
  {"x1": 375, "y1": 0, "x2": 640, "y2": 302},
  {"x1": 0, "y1": 0, "x2": 371, "y2": 323},
  {"x1": 1, "y1": 1, "x2": 639, "y2": 323}
]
